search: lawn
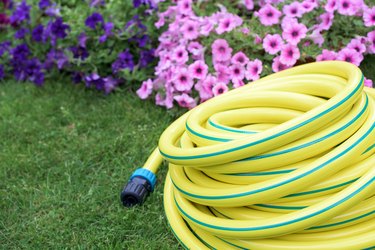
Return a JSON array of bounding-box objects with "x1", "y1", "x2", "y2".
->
[{"x1": 0, "y1": 57, "x2": 374, "y2": 249}]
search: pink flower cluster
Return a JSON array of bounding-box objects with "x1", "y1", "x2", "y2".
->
[
  {"x1": 138, "y1": 0, "x2": 375, "y2": 108},
  {"x1": 138, "y1": 1, "x2": 253, "y2": 109}
]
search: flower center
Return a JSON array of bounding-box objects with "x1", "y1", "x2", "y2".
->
[
  {"x1": 196, "y1": 67, "x2": 202, "y2": 74},
  {"x1": 288, "y1": 50, "x2": 294, "y2": 57},
  {"x1": 291, "y1": 31, "x2": 299, "y2": 37},
  {"x1": 291, "y1": 8, "x2": 297, "y2": 14},
  {"x1": 234, "y1": 68, "x2": 240, "y2": 74},
  {"x1": 252, "y1": 66, "x2": 258, "y2": 74},
  {"x1": 219, "y1": 46, "x2": 226, "y2": 53},
  {"x1": 267, "y1": 12, "x2": 273, "y2": 17},
  {"x1": 180, "y1": 75, "x2": 187, "y2": 82},
  {"x1": 218, "y1": 88, "x2": 224, "y2": 94},
  {"x1": 224, "y1": 20, "x2": 230, "y2": 28},
  {"x1": 188, "y1": 26, "x2": 193, "y2": 32},
  {"x1": 270, "y1": 41, "x2": 276, "y2": 47},
  {"x1": 238, "y1": 57, "x2": 244, "y2": 63},
  {"x1": 345, "y1": 56, "x2": 352, "y2": 62},
  {"x1": 343, "y1": 2, "x2": 348, "y2": 8}
]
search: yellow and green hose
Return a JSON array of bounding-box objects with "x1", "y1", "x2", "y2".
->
[{"x1": 121, "y1": 61, "x2": 375, "y2": 249}]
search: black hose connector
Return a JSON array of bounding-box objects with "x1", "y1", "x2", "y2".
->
[{"x1": 121, "y1": 168, "x2": 157, "y2": 207}]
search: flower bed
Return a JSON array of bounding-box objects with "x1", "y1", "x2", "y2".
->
[
  {"x1": 138, "y1": 0, "x2": 375, "y2": 108},
  {"x1": 0, "y1": 0, "x2": 160, "y2": 92}
]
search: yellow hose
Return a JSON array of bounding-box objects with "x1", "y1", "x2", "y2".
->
[{"x1": 142, "y1": 61, "x2": 375, "y2": 249}]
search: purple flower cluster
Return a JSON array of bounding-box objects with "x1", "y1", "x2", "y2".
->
[
  {"x1": 137, "y1": 0, "x2": 375, "y2": 108},
  {"x1": 0, "y1": 0, "x2": 157, "y2": 93}
]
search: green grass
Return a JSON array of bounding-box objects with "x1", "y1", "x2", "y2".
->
[
  {"x1": 0, "y1": 81, "x2": 181, "y2": 249},
  {"x1": 0, "y1": 56, "x2": 374, "y2": 249}
]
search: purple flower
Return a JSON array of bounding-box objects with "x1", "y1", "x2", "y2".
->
[
  {"x1": 112, "y1": 49, "x2": 134, "y2": 73},
  {"x1": 0, "y1": 64, "x2": 4, "y2": 79},
  {"x1": 85, "y1": 12, "x2": 104, "y2": 30},
  {"x1": 78, "y1": 32, "x2": 87, "y2": 48},
  {"x1": 246, "y1": 59, "x2": 263, "y2": 81},
  {"x1": 272, "y1": 56, "x2": 290, "y2": 72},
  {"x1": 26, "y1": 58, "x2": 44, "y2": 86},
  {"x1": 50, "y1": 18, "x2": 70, "y2": 39},
  {"x1": 173, "y1": 67, "x2": 193, "y2": 91},
  {"x1": 189, "y1": 60, "x2": 208, "y2": 80},
  {"x1": 231, "y1": 52, "x2": 249, "y2": 66},
  {"x1": 45, "y1": 4, "x2": 61, "y2": 17},
  {"x1": 0, "y1": 41, "x2": 11, "y2": 57},
  {"x1": 211, "y1": 39, "x2": 232, "y2": 62},
  {"x1": 32, "y1": 24, "x2": 44, "y2": 42},
  {"x1": 11, "y1": 43, "x2": 30, "y2": 60},
  {"x1": 90, "y1": 0, "x2": 105, "y2": 7},
  {"x1": 39, "y1": 0, "x2": 51, "y2": 9},
  {"x1": 103, "y1": 76, "x2": 118, "y2": 94},
  {"x1": 45, "y1": 49, "x2": 69, "y2": 70},
  {"x1": 84, "y1": 73, "x2": 105, "y2": 90},
  {"x1": 14, "y1": 27, "x2": 28, "y2": 39},
  {"x1": 10, "y1": 0, "x2": 30, "y2": 25},
  {"x1": 139, "y1": 49, "x2": 155, "y2": 68},
  {"x1": 99, "y1": 22, "x2": 114, "y2": 43},
  {"x1": 72, "y1": 72, "x2": 83, "y2": 84},
  {"x1": 70, "y1": 46, "x2": 89, "y2": 60}
]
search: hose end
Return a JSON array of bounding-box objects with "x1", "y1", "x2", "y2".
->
[{"x1": 121, "y1": 168, "x2": 156, "y2": 207}]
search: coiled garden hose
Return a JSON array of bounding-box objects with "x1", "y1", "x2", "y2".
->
[{"x1": 121, "y1": 61, "x2": 375, "y2": 249}]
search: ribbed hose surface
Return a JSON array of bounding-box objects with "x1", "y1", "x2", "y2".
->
[{"x1": 143, "y1": 61, "x2": 375, "y2": 249}]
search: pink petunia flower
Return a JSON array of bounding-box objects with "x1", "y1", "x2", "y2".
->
[
  {"x1": 280, "y1": 44, "x2": 300, "y2": 66},
  {"x1": 309, "y1": 29, "x2": 325, "y2": 47},
  {"x1": 241, "y1": 27, "x2": 250, "y2": 35},
  {"x1": 282, "y1": 22, "x2": 307, "y2": 45},
  {"x1": 281, "y1": 16, "x2": 298, "y2": 30},
  {"x1": 364, "y1": 77, "x2": 373, "y2": 87},
  {"x1": 136, "y1": 79, "x2": 153, "y2": 99},
  {"x1": 216, "y1": 14, "x2": 243, "y2": 34},
  {"x1": 337, "y1": 48, "x2": 363, "y2": 66},
  {"x1": 200, "y1": 17, "x2": 214, "y2": 36},
  {"x1": 188, "y1": 41, "x2": 205, "y2": 60},
  {"x1": 177, "y1": 0, "x2": 193, "y2": 15},
  {"x1": 363, "y1": 7, "x2": 375, "y2": 27},
  {"x1": 231, "y1": 52, "x2": 249, "y2": 65},
  {"x1": 347, "y1": 38, "x2": 367, "y2": 54},
  {"x1": 174, "y1": 93, "x2": 197, "y2": 109},
  {"x1": 196, "y1": 74, "x2": 216, "y2": 100},
  {"x1": 318, "y1": 12, "x2": 334, "y2": 30},
  {"x1": 283, "y1": 2, "x2": 304, "y2": 18},
  {"x1": 316, "y1": 49, "x2": 337, "y2": 61},
  {"x1": 181, "y1": 20, "x2": 200, "y2": 40},
  {"x1": 229, "y1": 64, "x2": 245, "y2": 81},
  {"x1": 272, "y1": 56, "x2": 291, "y2": 72},
  {"x1": 211, "y1": 39, "x2": 233, "y2": 62},
  {"x1": 172, "y1": 46, "x2": 189, "y2": 65},
  {"x1": 188, "y1": 60, "x2": 208, "y2": 80},
  {"x1": 254, "y1": 35, "x2": 263, "y2": 44},
  {"x1": 256, "y1": 4, "x2": 282, "y2": 26},
  {"x1": 232, "y1": 78, "x2": 245, "y2": 88},
  {"x1": 263, "y1": 34, "x2": 284, "y2": 54},
  {"x1": 212, "y1": 82, "x2": 229, "y2": 96},
  {"x1": 214, "y1": 63, "x2": 231, "y2": 84},
  {"x1": 325, "y1": 0, "x2": 338, "y2": 12},
  {"x1": 243, "y1": 0, "x2": 254, "y2": 10},
  {"x1": 367, "y1": 30, "x2": 375, "y2": 54},
  {"x1": 337, "y1": 0, "x2": 357, "y2": 16},
  {"x1": 173, "y1": 68, "x2": 194, "y2": 91},
  {"x1": 301, "y1": 0, "x2": 317, "y2": 13},
  {"x1": 246, "y1": 59, "x2": 263, "y2": 81}
]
